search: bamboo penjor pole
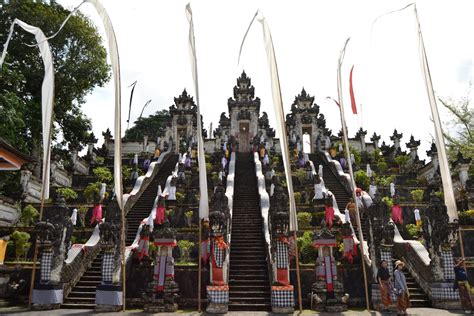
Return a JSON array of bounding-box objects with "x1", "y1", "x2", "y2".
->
[{"x1": 336, "y1": 37, "x2": 371, "y2": 311}]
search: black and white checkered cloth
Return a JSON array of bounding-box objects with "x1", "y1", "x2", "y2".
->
[
  {"x1": 102, "y1": 252, "x2": 115, "y2": 283},
  {"x1": 441, "y1": 249, "x2": 455, "y2": 280},
  {"x1": 212, "y1": 240, "x2": 224, "y2": 268},
  {"x1": 40, "y1": 250, "x2": 53, "y2": 282},
  {"x1": 431, "y1": 283, "x2": 459, "y2": 300},
  {"x1": 207, "y1": 286, "x2": 229, "y2": 304},
  {"x1": 380, "y1": 249, "x2": 393, "y2": 276},
  {"x1": 276, "y1": 241, "x2": 289, "y2": 269},
  {"x1": 271, "y1": 288, "x2": 294, "y2": 307}
]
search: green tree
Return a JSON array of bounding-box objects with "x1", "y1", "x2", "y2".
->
[
  {"x1": 439, "y1": 90, "x2": 474, "y2": 177},
  {"x1": 0, "y1": 1, "x2": 110, "y2": 170},
  {"x1": 123, "y1": 110, "x2": 171, "y2": 142}
]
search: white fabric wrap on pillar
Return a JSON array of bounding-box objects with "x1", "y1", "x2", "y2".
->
[
  {"x1": 239, "y1": 11, "x2": 297, "y2": 231},
  {"x1": 186, "y1": 4, "x2": 209, "y2": 219},
  {"x1": 0, "y1": 19, "x2": 54, "y2": 200},
  {"x1": 414, "y1": 6, "x2": 457, "y2": 221}
]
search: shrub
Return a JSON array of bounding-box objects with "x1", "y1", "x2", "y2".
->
[
  {"x1": 459, "y1": 210, "x2": 474, "y2": 219},
  {"x1": 297, "y1": 231, "x2": 317, "y2": 264},
  {"x1": 122, "y1": 166, "x2": 132, "y2": 180},
  {"x1": 178, "y1": 239, "x2": 195, "y2": 262},
  {"x1": 185, "y1": 210, "x2": 194, "y2": 218},
  {"x1": 376, "y1": 161, "x2": 388, "y2": 173},
  {"x1": 93, "y1": 167, "x2": 113, "y2": 183},
  {"x1": 410, "y1": 189, "x2": 424, "y2": 203},
  {"x1": 206, "y1": 162, "x2": 213, "y2": 173},
  {"x1": 376, "y1": 175, "x2": 395, "y2": 186},
  {"x1": 394, "y1": 155, "x2": 410, "y2": 172},
  {"x1": 176, "y1": 192, "x2": 185, "y2": 203},
  {"x1": 95, "y1": 157, "x2": 105, "y2": 165},
  {"x1": 405, "y1": 224, "x2": 420, "y2": 240},
  {"x1": 294, "y1": 168, "x2": 306, "y2": 184},
  {"x1": 294, "y1": 192, "x2": 302, "y2": 203},
  {"x1": 350, "y1": 146, "x2": 362, "y2": 165},
  {"x1": 83, "y1": 182, "x2": 102, "y2": 203},
  {"x1": 78, "y1": 205, "x2": 89, "y2": 227},
  {"x1": 297, "y1": 212, "x2": 312, "y2": 228},
  {"x1": 382, "y1": 197, "x2": 394, "y2": 209},
  {"x1": 434, "y1": 191, "x2": 444, "y2": 199},
  {"x1": 10, "y1": 230, "x2": 31, "y2": 261},
  {"x1": 166, "y1": 209, "x2": 175, "y2": 218},
  {"x1": 20, "y1": 205, "x2": 39, "y2": 227},
  {"x1": 354, "y1": 170, "x2": 370, "y2": 190},
  {"x1": 56, "y1": 187, "x2": 78, "y2": 201}
]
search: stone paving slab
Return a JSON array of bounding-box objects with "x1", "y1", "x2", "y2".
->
[{"x1": 0, "y1": 307, "x2": 469, "y2": 315}]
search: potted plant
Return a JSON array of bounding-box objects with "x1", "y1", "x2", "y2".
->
[
  {"x1": 56, "y1": 187, "x2": 78, "y2": 202},
  {"x1": 166, "y1": 209, "x2": 175, "y2": 223},
  {"x1": 78, "y1": 205, "x2": 89, "y2": 227},
  {"x1": 297, "y1": 212, "x2": 312, "y2": 228},
  {"x1": 410, "y1": 189, "x2": 424, "y2": 204},
  {"x1": 185, "y1": 210, "x2": 194, "y2": 227},
  {"x1": 176, "y1": 192, "x2": 185, "y2": 204},
  {"x1": 178, "y1": 239, "x2": 195, "y2": 263},
  {"x1": 10, "y1": 230, "x2": 31, "y2": 261},
  {"x1": 20, "y1": 205, "x2": 39, "y2": 227},
  {"x1": 92, "y1": 166, "x2": 113, "y2": 183}
]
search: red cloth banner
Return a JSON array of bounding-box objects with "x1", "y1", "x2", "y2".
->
[{"x1": 349, "y1": 65, "x2": 357, "y2": 114}]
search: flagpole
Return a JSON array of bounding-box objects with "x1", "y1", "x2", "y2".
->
[
  {"x1": 198, "y1": 219, "x2": 202, "y2": 312},
  {"x1": 337, "y1": 38, "x2": 370, "y2": 311}
]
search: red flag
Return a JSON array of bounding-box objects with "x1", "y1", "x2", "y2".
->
[
  {"x1": 349, "y1": 65, "x2": 357, "y2": 114},
  {"x1": 326, "y1": 96, "x2": 340, "y2": 107}
]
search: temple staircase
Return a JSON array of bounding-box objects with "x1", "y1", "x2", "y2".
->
[
  {"x1": 391, "y1": 259, "x2": 430, "y2": 307},
  {"x1": 228, "y1": 153, "x2": 271, "y2": 311},
  {"x1": 61, "y1": 154, "x2": 178, "y2": 309},
  {"x1": 62, "y1": 254, "x2": 103, "y2": 309},
  {"x1": 125, "y1": 154, "x2": 178, "y2": 244}
]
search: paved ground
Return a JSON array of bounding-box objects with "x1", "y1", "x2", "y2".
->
[{"x1": 0, "y1": 307, "x2": 470, "y2": 315}]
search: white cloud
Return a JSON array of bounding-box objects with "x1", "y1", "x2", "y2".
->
[{"x1": 57, "y1": 0, "x2": 474, "y2": 159}]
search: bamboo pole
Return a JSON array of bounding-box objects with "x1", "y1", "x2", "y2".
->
[
  {"x1": 121, "y1": 201, "x2": 126, "y2": 311},
  {"x1": 27, "y1": 197, "x2": 44, "y2": 309},
  {"x1": 458, "y1": 228, "x2": 466, "y2": 270},
  {"x1": 292, "y1": 230, "x2": 303, "y2": 313},
  {"x1": 198, "y1": 219, "x2": 202, "y2": 312},
  {"x1": 336, "y1": 38, "x2": 371, "y2": 311}
]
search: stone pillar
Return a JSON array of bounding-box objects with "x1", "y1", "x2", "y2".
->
[
  {"x1": 390, "y1": 129, "x2": 403, "y2": 152},
  {"x1": 206, "y1": 188, "x2": 230, "y2": 314},
  {"x1": 355, "y1": 128, "x2": 367, "y2": 152},
  {"x1": 370, "y1": 133, "x2": 380, "y2": 150},
  {"x1": 271, "y1": 212, "x2": 293, "y2": 314},
  {"x1": 421, "y1": 195, "x2": 460, "y2": 309},
  {"x1": 32, "y1": 195, "x2": 73, "y2": 310},
  {"x1": 311, "y1": 224, "x2": 347, "y2": 312},
  {"x1": 143, "y1": 135, "x2": 149, "y2": 152},
  {"x1": 95, "y1": 202, "x2": 123, "y2": 312},
  {"x1": 143, "y1": 220, "x2": 179, "y2": 313}
]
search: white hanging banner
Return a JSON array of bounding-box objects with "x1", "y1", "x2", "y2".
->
[
  {"x1": 83, "y1": 0, "x2": 124, "y2": 210},
  {"x1": 0, "y1": 19, "x2": 55, "y2": 201},
  {"x1": 414, "y1": 6, "x2": 457, "y2": 221},
  {"x1": 186, "y1": 3, "x2": 209, "y2": 219},
  {"x1": 239, "y1": 11, "x2": 297, "y2": 231}
]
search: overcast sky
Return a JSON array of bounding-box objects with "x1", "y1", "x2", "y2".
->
[{"x1": 57, "y1": 0, "x2": 474, "y2": 160}]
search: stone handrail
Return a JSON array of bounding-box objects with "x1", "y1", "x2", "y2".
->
[
  {"x1": 316, "y1": 150, "x2": 372, "y2": 265},
  {"x1": 123, "y1": 153, "x2": 185, "y2": 271},
  {"x1": 122, "y1": 142, "x2": 172, "y2": 215},
  {"x1": 318, "y1": 149, "x2": 353, "y2": 195},
  {"x1": 223, "y1": 151, "x2": 236, "y2": 283},
  {"x1": 62, "y1": 224, "x2": 101, "y2": 296},
  {"x1": 392, "y1": 222, "x2": 433, "y2": 296},
  {"x1": 253, "y1": 152, "x2": 274, "y2": 284}
]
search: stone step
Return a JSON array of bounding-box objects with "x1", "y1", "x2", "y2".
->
[
  {"x1": 64, "y1": 296, "x2": 95, "y2": 303},
  {"x1": 72, "y1": 286, "x2": 97, "y2": 292},
  {"x1": 228, "y1": 291, "x2": 271, "y2": 298},
  {"x1": 61, "y1": 303, "x2": 96, "y2": 309},
  {"x1": 229, "y1": 274, "x2": 268, "y2": 280},
  {"x1": 68, "y1": 291, "x2": 96, "y2": 298},
  {"x1": 229, "y1": 268, "x2": 268, "y2": 275},
  {"x1": 76, "y1": 280, "x2": 101, "y2": 287}
]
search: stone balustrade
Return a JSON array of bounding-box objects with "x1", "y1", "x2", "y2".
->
[
  {"x1": 0, "y1": 195, "x2": 20, "y2": 226},
  {"x1": 20, "y1": 170, "x2": 42, "y2": 203}
]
